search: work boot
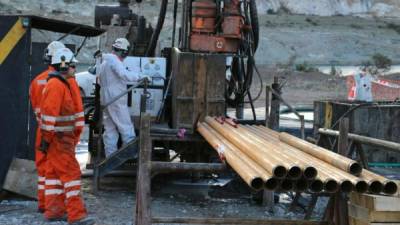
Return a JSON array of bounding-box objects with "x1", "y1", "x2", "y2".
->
[
  {"x1": 69, "y1": 217, "x2": 95, "y2": 225},
  {"x1": 46, "y1": 215, "x2": 67, "y2": 222},
  {"x1": 37, "y1": 208, "x2": 45, "y2": 213}
]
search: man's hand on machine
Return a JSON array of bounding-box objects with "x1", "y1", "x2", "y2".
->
[
  {"x1": 39, "y1": 139, "x2": 50, "y2": 153},
  {"x1": 140, "y1": 75, "x2": 152, "y2": 83}
]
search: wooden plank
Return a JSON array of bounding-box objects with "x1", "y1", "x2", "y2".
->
[
  {"x1": 338, "y1": 118, "x2": 349, "y2": 155},
  {"x1": 348, "y1": 203, "x2": 400, "y2": 223},
  {"x1": 152, "y1": 217, "x2": 330, "y2": 224},
  {"x1": 349, "y1": 216, "x2": 400, "y2": 225},
  {"x1": 3, "y1": 158, "x2": 37, "y2": 199},
  {"x1": 135, "y1": 114, "x2": 152, "y2": 225},
  {"x1": 350, "y1": 193, "x2": 400, "y2": 212}
]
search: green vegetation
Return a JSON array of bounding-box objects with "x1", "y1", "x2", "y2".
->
[
  {"x1": 361, "y1": 53, "x2": 392, "y2": 75},
  {"x1": 305, "y1": 17, "x2": 318, "y2": 26},
  {"x1": 350, "y1": 24, "x2": 363, "y2": 29},
  {"x1": 387, "y1": 22, "x2": 400, "y2": 34},
  {"x1": 295, "y1": 61, "x2": 318, "y2": 72}
]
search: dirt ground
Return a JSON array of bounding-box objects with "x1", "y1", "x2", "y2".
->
[
  {"x1": 0, "y1": 176, "x2": 329, "y2": 225},
  {"x1": 248, "y1": 67, "x2": 347, "y2": 108}
]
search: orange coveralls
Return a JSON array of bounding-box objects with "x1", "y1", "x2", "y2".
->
[
  {"x1": 29, "y1": 66, "x2": 54, "y2": 211},
  {"x1": 40, "y1": 73, "x2": 86, "y2": 223}
]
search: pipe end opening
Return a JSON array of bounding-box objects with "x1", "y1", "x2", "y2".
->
[
  {"x1": 325, "y1": 180, "x2": 339, "y2": 193},
  {"x1": 274, "y1": 166, "x2": 287, "y2": 179},
  {"x1": 288, "y1": 166, "x2": 302, "y2": 179},
  {"x1": 369, "y1": 181, "x2": 383, "y2": 194},
  {"x1": 265, "y1": 178, "x2": 279, "y2": 190},
  {"x1": 304, "y1": 167, "x2": 318, "y2": 180},
  {"x1": 251, "y1": 178, "x2": 264, "y2": 190},
  {"x1": 384, "y1": 181, "x2": 398, "y2": 195},
  {"x1": 356, "y1": 180, "x2": 368, "y2": 193},
  {"x1": 350, "y1": 163, "x2": 362, "y2": 176},
  {"x1": 280, "y1": 179, "x2": 293, "y2": 191},
  {"x1": 310, "y1": 179, "x2": 323, "y2": 193}
]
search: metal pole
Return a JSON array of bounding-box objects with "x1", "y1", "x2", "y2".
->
[
  {"x1": 338, "y1": 118, "x2": 349, "y2": 155},
  {"x1": 151, "y1": 162, "x2": 226, "y2": 173},
  {"x1": 319, "y1": 128, "x2": 400, "y2": 154},
  {"x1": 171, "y1": 0, "x2": 178, "y2": 48},
  {"x1": 268, "y1": 77, "x2": 280, "y2": 130},
  {"x1": 265, "y1": 85, "x2": 270, "y2": 126},
  {"x1": 334, "y1": 118, "x2": 350, "y2": 225},
  {"x1": 93, "y1": 109, "x2": 103, "y2": 194},
  {"x1": 300, "y1": 115, "x2": 305, "y2": 140}
]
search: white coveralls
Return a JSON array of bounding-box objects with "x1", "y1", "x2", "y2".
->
[
  {"x1": 98, "y1": 53, "x2": 141, "y2": 157},
  {"x1": 354, "y1": 72, "x2": 373, "y2": 102}
]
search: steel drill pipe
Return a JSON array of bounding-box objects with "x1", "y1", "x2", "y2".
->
[
  {"x1": 252, "y1": 130, "x2": 338, "y2": 192},
  {"x1": 201, "y1": 123, "x2": 279, "y2": 190},
  {"x1": 247, "y1": 127, "x2": 353, "y2": 193},
  {"x1": 279, "y1": 132, "x2": 363, "y2": 175},
  {"x1": 280, "y1": 179, "x2": 294, "y2": 192},
  {"x1": 309, "y1": 179, "x2": 324, "y2": 193},
  {"x1": 249, "y1": 125, "x2": 366, "y2": 193},
  {"x1": 361, "y1": 169, "x2": 398, "y2": 195},
  {"x1": 204, "y1": 117, "x2": 287, "y2": 178},
  {"x1": 197, "y1": 123, "x2": 264, "y2": 190},
  {"x1": 244, "y1": 125, "x2": 318, "y2": 180},
  {"x1": 235, "y1": 125, "x2": 303, "y2": 179},
  {"x1": 294, "y1": 178, "x2": 309, "y2": 192}
]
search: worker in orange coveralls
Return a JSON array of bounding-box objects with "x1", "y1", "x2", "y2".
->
[
  {"x1": 29, "y1": 41, "x2": 66, "y2": 213},
  {"x1": 40, "y1": 47, "x2": 94, "y2": 225}
]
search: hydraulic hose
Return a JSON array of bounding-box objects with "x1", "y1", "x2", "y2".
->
[
  {"x1": 145, "y1": 0, "x2": 168, "y2": 56},
  {"x1": 249, "y1": 0, "x2": 259, "y2": 52}
]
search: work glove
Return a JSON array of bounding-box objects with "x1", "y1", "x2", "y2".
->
[
  {"x1": 39, "y1": 139, "x2": 50, "y2": 153},
  {"x1": 140, "y1": 75, "x2": 152, "y2": 83},
  {"x1": 93, "y1": 49, "x2": 102, "y2": 59}
]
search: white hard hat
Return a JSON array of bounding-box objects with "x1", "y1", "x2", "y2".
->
[
  {"x1": 112, "y1": 38, "x2": 130, "y2": 51},
  {"x1": 51, "y1": 48, "x2": 78, "y2": 65},
  {"x1": 46, "y1": 41, "x2": 65, "y2": 57}
]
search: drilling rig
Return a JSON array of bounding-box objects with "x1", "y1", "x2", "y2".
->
[{"x1": 89, "y1": 0, "x2": 260, "y2": 184}]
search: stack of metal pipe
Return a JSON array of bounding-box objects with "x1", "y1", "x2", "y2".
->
[{"x1": 197, "y1": 116, "x2": 398, "y2": 195}]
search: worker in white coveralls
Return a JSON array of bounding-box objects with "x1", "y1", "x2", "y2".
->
[
  {"x1": 354, "y1": 67, "x2": 373, "y2": 102},
  {"x1": 97, "y1": 38, "x2": 150, "y2": 157}
]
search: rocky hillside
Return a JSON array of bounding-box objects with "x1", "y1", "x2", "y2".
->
[
  {"x1": 1, "y1": 0, "x2": 400, "y2": 66},
  {"x1": 257, "y1": 0, "x2": 400, "y2": 17},
  {"x1": 1, "y1": 0, "x2": 400, "y2": 20}
]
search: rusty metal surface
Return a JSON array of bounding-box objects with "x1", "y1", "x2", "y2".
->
[
  {"x1": 189, "y1": 34, "x2": 239, "y2": 53},
  {"x1": 222, "y1": 16, "x2": 243, "y2": 38},
  {"x1": 171, "y1": 48, "x2": 225, "y2": 130},
  {"x1": 191, "y1": 17, "x2": 216, "y2": 33}
]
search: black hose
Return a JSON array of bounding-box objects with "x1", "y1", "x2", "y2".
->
[
  {"x1": 248, "y1": 91, "x2": 257, "y2": 121},
  {"x1": 171, "y1": 0, "x2": 178, "y2": 47},
  {"x1": 145, "y1": 0, "x2": 168, "y2": 56},
  {"x1": 249, "y1": 0, "x2": 259, "y2": 52},
  {"x1": 224, "y1": 1, "x2": 260, "y2": 111}
]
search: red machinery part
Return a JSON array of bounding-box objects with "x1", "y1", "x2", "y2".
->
[
  {"x1": 192, "y1": 0, "x2": 217, "y2": 33},
  {"x1": 222, "y1": 16, "x2": 243, "y2": 38},
  {"x1": 190, "y1": 34, "x2": 239, "y2": 53},
  {"x1": 192, "y1": 17, "x2": 216, "y2": 33},
  {"x1": 223, "y1": 0, "x2": 241, "y2": 15}
]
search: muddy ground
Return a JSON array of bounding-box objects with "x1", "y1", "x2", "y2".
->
[
  {"x1": 249, "y1": 67, "x2": 348, "y2": 108},
  {"x1": 0, "y1": 176, "x2": 329, "y2": 225}
]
